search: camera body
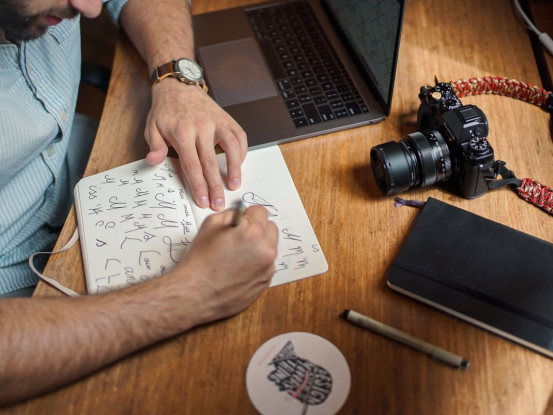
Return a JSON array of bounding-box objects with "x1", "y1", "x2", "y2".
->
[{"x1": 370, "y1": 82, "x2": 495, "y2": 199}]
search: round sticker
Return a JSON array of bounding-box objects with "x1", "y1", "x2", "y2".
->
[{"x1": 246, "y1": 332, "x2": 351, "y2": 415}]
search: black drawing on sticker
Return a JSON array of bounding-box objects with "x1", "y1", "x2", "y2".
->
[{"x1": 267, "y1": 341, "x2": 332, "y2": 415}]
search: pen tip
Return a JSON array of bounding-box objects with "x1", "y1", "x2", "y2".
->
[
  {"x1": 342, "y1": 309, "x2": 351, "y2": 319},
  {"x1": 461, "y1": 359, "x2": 470, "y2": 369}
]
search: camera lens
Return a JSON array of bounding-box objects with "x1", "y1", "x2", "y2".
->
[{"x1": 370, "y1": 130, "x2": 453, "y2": 195}]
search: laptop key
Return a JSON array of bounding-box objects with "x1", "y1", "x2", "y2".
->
[
  {"x1": 345, "y1": 101, "x2": 362, "y2": 115},
  {"x1": 341, "y1": 92, "x2": 354, "y2": 102},
  {"x1": 289, "y1": 108, "x2": 305, "y2": 118},
  {"x1": 325, "y1": 90, "x2": 339, "y2": 100},
  {"x1": 277, "y1": 79, "x2": 291, "y2": 90},
  {"x1": 293, "y1": 117, "x2": 309, "y2": 128},
  {"x1": 286, "y1": 68, "x2": 298, "y2": 77},
  {"x1": 330, "y1": 100, "x2": 344, "y2": 109},
  {"x1": 279, "y1": 52, "x2": 290, "y2": 61},
  {"x1": 337, "y1": 84, "x2": 350, "y2": 93},
  {"x1": 301, "y1": 103, "x2": 322, "y2": 124},
  {"x1": 298, "y1": 94, "x2": 312, "y2": 104},
  {"x1": 305, "y1": 78, "x2": 318, "y2": 87},
  {"x1": 314, "y1": 95, "x2": 327, "y2": 105},
  {"x1": 335, "y1": 109, "x2": 349, "y2": 119},
  {"x1": 282, "y1": 90, "x2": 295, "y2": 100},
  {"x1": 290, "y1": 77, "x2": 304, "y2": 86},
  {"x1": 317, "y1": 105, "x2": 336, "y2": 122},
  {"x1": 295, "y1": 85, "x2": 307, "y2": 94},
  {"x1": 309, "y1": 86, "x2": 322, "y2": 95},
  {"x1": 285, "y1": 99, "x2": 300, "y2": 109}
]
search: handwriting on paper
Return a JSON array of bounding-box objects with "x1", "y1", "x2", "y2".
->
[
  {"x1": 78, "y1": 159, "x2": 199, "y2": 294},
  {"x1": 78, "y1": 148, "x2": 328, "y2": 294}
]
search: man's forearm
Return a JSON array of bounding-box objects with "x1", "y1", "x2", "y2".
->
[
  {"x1": 120, "y1": 0, "x2": 195, "y2": 73},
  {"x1": 0, "y1": 273, "x2": 202, "y2": 406}
]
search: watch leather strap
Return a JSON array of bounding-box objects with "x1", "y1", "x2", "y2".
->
[
  {"x1": 150, "y1": 60, "x2": 208, "y2": 92},
  {"x1": 150, "y1": 61, "x2": 176, "y2": 88}
]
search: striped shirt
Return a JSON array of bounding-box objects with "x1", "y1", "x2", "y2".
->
[{"x1": 0, "y1": 0, "x2": 129, "y2": 294}]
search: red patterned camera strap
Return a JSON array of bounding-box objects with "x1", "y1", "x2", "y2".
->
[
  {"x1": 450, "y1": 76, "x2": 553, "y2": 215},
  {"x1": 449, "y1": 76, "x2": 551, "y2": 110}
]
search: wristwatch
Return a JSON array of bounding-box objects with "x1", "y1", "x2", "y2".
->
[{"x1": 150, "y1": 58, "x2": 208, "y2": 92}]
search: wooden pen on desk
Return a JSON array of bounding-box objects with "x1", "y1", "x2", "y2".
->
[{"x1": 343, "y1": 309, "x2": 470, "y2": 369}]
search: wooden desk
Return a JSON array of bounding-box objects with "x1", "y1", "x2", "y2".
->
[{"x1": 4, "y1": 0, "x2": 553, "y2": 414}]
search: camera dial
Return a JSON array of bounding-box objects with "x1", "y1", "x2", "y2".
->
[
  {"x1": 444, "y1": 97, "x2": 462, "y2": 110},
  {"x1": 468, "y1": 136, "x2": 490, "y2": 154}
]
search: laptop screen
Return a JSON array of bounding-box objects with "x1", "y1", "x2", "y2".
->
[{"x1": 324, "y1": 0, "x2": 404, "y2": 116}]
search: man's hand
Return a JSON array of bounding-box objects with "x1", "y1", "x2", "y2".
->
[
  {"x1": 172, "y1": 205, "x2": 279, "y2": 325},
  {"x1": 145, "y1": 80, "x2": 248, "y2": 211}
]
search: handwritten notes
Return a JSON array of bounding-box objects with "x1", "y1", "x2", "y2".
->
[{"x1": 74, "y1": 146, "x2": 328, "y2": 294}]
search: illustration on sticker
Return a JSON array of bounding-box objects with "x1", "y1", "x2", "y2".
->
[{"x1": 267, "y1": 341, "x2": 333, "y2": 414}]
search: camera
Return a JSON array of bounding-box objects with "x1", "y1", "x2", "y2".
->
[{"x1": 370, "y1": 82, "x2": 495, "y2": 199}]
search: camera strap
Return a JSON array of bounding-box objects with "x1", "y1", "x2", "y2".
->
[
  {"x1": 449, "y1": 76, "x2": 553, "y2": 215},
  {"x1": 484, "y1": 160, "x2": 553, "y2": 215}
]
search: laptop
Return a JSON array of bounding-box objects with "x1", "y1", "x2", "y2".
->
[{"x1": 192, "y1": 0, "x2": 406, "y2": 148}]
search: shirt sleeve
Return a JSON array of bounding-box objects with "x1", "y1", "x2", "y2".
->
[{"x1": 103, "y1": 0, "x2": 131, "y2": 27}]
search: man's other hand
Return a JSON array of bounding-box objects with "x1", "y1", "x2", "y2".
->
[{"x1": 145, "y1": 81, "x2": 248, "y2": 212}]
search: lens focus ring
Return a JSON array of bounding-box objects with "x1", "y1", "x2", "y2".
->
[{"x1": 408, "y1": 132, "x2": 438, "y2": 186}]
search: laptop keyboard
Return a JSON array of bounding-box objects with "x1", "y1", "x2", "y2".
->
[{"x1": 245, "y1": 1, "x2": 369, "y2": 128}]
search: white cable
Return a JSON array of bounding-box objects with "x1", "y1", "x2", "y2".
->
[
  {"x1": 513, "y1": 0, "x2": 553, "y2": 56},
  {"x1": 514, "y1": 0, "x2": 540, "y2": 35}
]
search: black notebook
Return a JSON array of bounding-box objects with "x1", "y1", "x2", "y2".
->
[{"x1": 387, "y1": 197, "x2": 553, "y2": 358}]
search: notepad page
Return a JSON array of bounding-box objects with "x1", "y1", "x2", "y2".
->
[
  {"x1": 74, "y1": 158, "x2": 199, "y2": 294},
  {"x1": 189, "y1": 146, "x2": 328, "y2": 287}
]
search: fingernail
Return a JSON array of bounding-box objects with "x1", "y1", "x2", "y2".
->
[
  {"x1": 230, "y1": 178, "x2": 241, "y2": 189},
  {"x1": 214, "y1": 198, "x2": 224, "y2": 210},
  {"x1": 199, "y1": 196, "x2": 209, "y2": 208}
]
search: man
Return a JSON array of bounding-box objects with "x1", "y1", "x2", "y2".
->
[{"x1": 0, "y1": 0, "x2": 278, "y2": 406}]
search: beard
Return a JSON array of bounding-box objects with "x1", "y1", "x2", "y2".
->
[{"x1": 0, "y1": 0, "x2": 78, "y2": 43}]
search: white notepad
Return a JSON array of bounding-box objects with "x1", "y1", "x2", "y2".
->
[{"x1": 74, "y1": 146, "x2": 328, "y2": 294}]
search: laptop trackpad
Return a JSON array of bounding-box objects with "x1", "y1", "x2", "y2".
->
[{"x1": 198, "y1": 38, "x2": 278, "y2": 108}]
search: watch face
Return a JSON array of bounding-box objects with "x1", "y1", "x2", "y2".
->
[{"x1": 176, "y1": 59, "x2": 202, "y2": 81}]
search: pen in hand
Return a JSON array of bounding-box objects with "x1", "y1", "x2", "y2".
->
[
  {"x1": 231, "y1": 200, "x2": 245, "y2": 227},
  {"x1": 343, "y1": 309, "x2": 470, "y2": 369}
]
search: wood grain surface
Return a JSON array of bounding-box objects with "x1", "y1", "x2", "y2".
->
[{"x1": 3, "y1": 0, "x2": 553, "y2": 414}]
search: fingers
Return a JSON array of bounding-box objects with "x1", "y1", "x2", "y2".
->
[
  {"x1": 144, "y1": 123, "x2": 169, "y2": 165},
  {"x1": 196, "y1": 136, "x2": 226, "y2": 212},
  {"x1": 218, "y1": 132, "x2": 243, "y2": 192},
  {"x1": 147, "y1": 86, "x2": 249, "y2": 211},
  {"x1": 178, "y1": 140, "x2": 211, "y2": 209},
  {"x1": 243, "y1": 205, "x2": 270, "y2": 223}
]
